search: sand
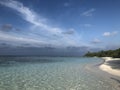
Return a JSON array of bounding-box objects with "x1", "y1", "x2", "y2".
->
[{"x1": 99, "y1": 57, "x2": 120, "y2": 77}]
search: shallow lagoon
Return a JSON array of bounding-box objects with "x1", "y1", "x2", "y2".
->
[{"x1": 0, "y1": 57, "x2": 117, "y2": 90}]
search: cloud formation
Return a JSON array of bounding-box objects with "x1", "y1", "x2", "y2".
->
[
  {"x1": 0, "y1": 0, "x2": 83, "y2": 47},
  {"x1": 91, "y1": 38, "x2": 101, "y2": 44},
  {"x1": 103, "y1": 31, "x2": 118, "y2": 37},
  {"x1": 0, "y1": 0, "x2": 62, "y2": 35},
  {"x1": 0, "y1": 31, "x2": 47, "y2": 47},
  {"x1": 81, "y1": 8, "x2": 95, "y2": 16}
]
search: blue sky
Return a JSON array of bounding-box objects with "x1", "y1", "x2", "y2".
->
[{"x1": 0, "y1": 0, "x2": 120, "y2": 55}]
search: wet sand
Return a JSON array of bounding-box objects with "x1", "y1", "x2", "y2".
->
[
  {"x1": 85, "y1": 57, "x2": 120, "y2": 90},
  {"x1": 99, "y1": 57, "x2": 120, "y2": 77}
]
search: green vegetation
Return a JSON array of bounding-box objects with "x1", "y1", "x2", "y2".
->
[{"x1": 84, "y1": 48, "x2": 120, "y2": 58}]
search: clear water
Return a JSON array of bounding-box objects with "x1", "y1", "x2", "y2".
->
[{"x1": 0, "y1": 57, "x2": 116, "y2": 90}]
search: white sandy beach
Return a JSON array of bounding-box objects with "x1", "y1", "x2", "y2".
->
[{"x1": 99, "y1": 57, "x2": 120, "y2": 77}]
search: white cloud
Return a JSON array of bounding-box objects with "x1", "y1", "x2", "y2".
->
[
  {"x1": 103, "y1": 31, "x2": 118, "y2": 37},
  {"x1": 0, "y1": 0, "x2": 61, "y2": 35},
  {"x1": 0, "y1": 31, "x2": 47, "y2": 47},
  {"x1": 0, "y1": 0, "x2": 84, "y2": 47},
  {"x1": 91, "y1": 38, "x2": 101, "y2": 44},
  {"x1": 81, "y1": 8, "x2": 95, "y2": 16},
  {"x1": 103, "y1": 32, "x2": 110, "y2": 36}
]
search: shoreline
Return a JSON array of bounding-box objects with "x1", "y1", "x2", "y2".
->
[
  {"x1": 99, "y1": 57, "x2": 120, "y2": 77},
  {"x1": 85, "y1": 57, "x2": 120, "y2": 90}
]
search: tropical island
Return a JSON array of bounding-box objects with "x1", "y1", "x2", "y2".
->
[{"x1": 84, "y1": 48, "x2": 120, "y2": 58}]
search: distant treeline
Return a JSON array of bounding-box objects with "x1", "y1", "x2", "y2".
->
[{"x1": 84, "y1": 48, "x2": 120, "y2": 58}]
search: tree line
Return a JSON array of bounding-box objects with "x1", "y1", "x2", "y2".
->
[{"x1": 84, "y1": 48, "x2": 120, "y2": 58}]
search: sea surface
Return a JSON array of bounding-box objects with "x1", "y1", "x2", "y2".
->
[{"x1": 0, "y1": 57, "x2": 117, "y2": 90}]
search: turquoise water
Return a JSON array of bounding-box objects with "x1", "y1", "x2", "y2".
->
[{"x1": 0, "y1": 57, "x2": 116, "y2": 90}]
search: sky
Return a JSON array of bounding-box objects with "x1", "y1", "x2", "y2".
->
[{"x1": 0, "y1": 0, "x2": 120, "y2": 56}]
